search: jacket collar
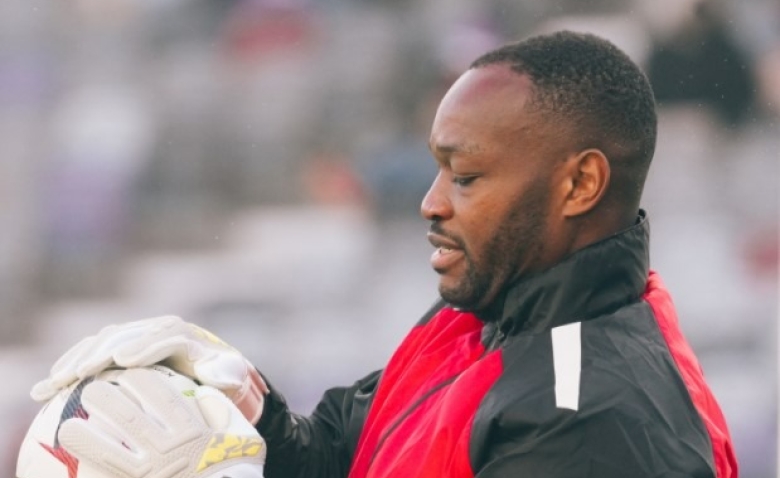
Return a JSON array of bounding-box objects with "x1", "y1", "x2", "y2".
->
[{"x1": 488, "y1": 210, "x2": 650, "y2": 337}]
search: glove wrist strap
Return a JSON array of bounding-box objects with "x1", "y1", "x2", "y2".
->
[{"x1": 231, "y1": 364, "x2": 269, "y2": 425}]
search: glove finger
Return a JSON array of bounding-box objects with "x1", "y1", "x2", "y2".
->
[
  {"x1": 59, "y1": 418, "x2": 144, "y2": 478},
  {"x1": 79, "y1": 376, "x2": 201, "y2": 473},
  {"x1": 116, "y1": 367, "x2": 204, "y2": 444},
  {"x1": 110, "y1": 316, "x2": 192, "y2": 364},
  {"x1": 49, "y1": 334, "x2": 99, "y2": 375},
  {"x1": 75, "y1": 355, "x2": 121, "y2": 382},
  {"x1": 192, "y1": 352, "x2": 248, "y2": 390},
  {"x1": 80, "y1": 379, "x2": 161, "y2": 442},
  {"x1": 53, "y1": 317, "x2": 170, "y2": 384},
  {"x1": 196, "y1": 386, "x2": 261, "y2": 438},
  {"x1": 45, "y1": 335, "x2": 99, "y2": 391},
  {"x1": 60, "y1": 380, "x2": 157, "y2": 477},
  {"x1": 39, "y1": 317, "x2": 184, "y2": 394},
  {"x1": 30, "y1": 379, "x2": 61, "y2": 402},
  {"x1": 114, "y1": 336, "x2": 198, "y2": 374},
  {"x1": 74, "y1": 316, "x2": 184, "y2": 378},
  {"x1": 187, "y1": 324, "x2": 236, "y2": 351}
]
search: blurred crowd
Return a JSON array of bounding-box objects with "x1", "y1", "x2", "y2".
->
[{"x1": 0, "y1": 0, "x2": 778, "y2": 476}]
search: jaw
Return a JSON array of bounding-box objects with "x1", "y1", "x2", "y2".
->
[{"x1": 436, "y1": 260, "x2": 493, "y2": 312}]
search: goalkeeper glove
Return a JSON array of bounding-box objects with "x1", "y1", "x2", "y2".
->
[
  {"x1": 31, "y1": 316, "x2": 268, "y2": 425},
  {"x1": 56, "y1": 366, "x2": 266, "y2": 478}
]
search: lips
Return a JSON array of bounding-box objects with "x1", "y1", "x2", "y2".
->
[
  {"x1": 427, "y1": 232, "x2": 465, "y2": 272},
  {"x1": 427, "y1": 231, "x2": 460, "y2": 250}
]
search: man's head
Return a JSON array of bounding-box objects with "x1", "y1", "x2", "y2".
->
[{"x1": 422, "y1": 31, "x2": 657, "y2": 314}]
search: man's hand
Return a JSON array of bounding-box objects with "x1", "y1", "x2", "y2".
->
[
  {"x1": 57, "y1": 367, "x2": 266, "y2": 478},
  {"x1": 31, "y1": 316, "x2": 268, "y2": 424}
]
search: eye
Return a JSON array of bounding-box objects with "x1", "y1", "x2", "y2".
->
[{"x1": 452, "y1": 175, "x2": 477, "y2": 187}]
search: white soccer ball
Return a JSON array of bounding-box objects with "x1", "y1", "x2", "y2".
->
[{"x1": 16, "y1": 365, "x2": 266, "y2": 478}]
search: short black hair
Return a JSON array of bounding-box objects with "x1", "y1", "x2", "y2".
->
[{"x1": 471, "y1": 31, "x2": 657, "y2": 206}]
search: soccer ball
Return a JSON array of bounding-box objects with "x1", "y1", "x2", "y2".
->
[{"x1": 16, "y1": 365, "x2": 266, "y2": 478}]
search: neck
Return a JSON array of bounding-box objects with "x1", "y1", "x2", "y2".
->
[
  {"x1": 481, "y1": 210, "x2": 649, "y2": 334},
  {"x1": 568, "y1": 206, "x2": 638, "y2": 253}
]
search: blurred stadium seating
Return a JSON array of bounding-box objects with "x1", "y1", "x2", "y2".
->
[{"x1": 0, "y1": 0, "x2": 777, "y2": 476}]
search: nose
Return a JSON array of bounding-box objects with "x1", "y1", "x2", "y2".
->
[{"x1": 420, "y1": 171, "x2": 453, "y2": 221}]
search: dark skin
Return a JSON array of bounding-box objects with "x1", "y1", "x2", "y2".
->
[{"x1": 421, "y1": 64, "x2": 635, "y2": 317}]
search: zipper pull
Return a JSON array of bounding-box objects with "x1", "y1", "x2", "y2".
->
[{"x1": 486, "y1": 328, "x2": 505, "y2": 351}]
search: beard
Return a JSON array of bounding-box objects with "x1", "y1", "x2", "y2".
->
[{"x1": 438, "y1": 182, "x2": 549, "y2": 315}]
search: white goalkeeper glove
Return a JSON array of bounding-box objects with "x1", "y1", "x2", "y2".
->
[
  {"x1": 56, "y1": 366, "x2": 266, "y2": 478},
  {"x1": 31, "y1": 316, "x2": 268, "y2": 424}
]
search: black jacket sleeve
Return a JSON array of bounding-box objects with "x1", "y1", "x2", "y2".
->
[{"x1": 256, "y1": 370, "x2": 382, "y2": 478}]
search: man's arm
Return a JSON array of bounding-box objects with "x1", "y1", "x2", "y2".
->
[{"x1": 257, "y1": 370, "x2": 381, "y2": 478}]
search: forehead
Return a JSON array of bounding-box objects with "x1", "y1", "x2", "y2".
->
[{"x1": 430, "y1": 65, "x2": 536, "y2": 153}]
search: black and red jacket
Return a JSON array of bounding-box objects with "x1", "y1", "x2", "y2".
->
[{"x1": 257, "y1": 212, "x2": 738, "y2": 477}]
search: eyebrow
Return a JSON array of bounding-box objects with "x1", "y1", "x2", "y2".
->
[{"x1": 429, "y1": 141, "x2": 483, "y2": 155}]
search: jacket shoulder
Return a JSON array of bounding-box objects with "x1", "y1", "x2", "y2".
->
[{"x1": 470, "y1": 301, "x2": 718, "y2": 477}]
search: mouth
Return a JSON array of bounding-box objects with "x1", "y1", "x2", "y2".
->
[
  {"x1": 427, "y1": 232, "x2": 465, "y2": 272},
  {"x1": 427, "y1": 230, "x2": 460, "y2": 248}
]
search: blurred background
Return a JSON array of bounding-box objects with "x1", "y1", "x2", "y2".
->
[{"x1": 0, "y1": 0, "x2": 777, "y2": 475}]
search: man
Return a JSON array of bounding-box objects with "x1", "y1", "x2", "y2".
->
[{"x1": 30, "y1": 31, "x2": 738, "y2": 477}]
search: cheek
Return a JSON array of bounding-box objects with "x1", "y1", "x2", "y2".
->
[{"x1": 456, "y1": 197, "x2": 510, "y2": 257}]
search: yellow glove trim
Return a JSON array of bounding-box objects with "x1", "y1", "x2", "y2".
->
[{"x1": 196, "y1": 434, "x2": 265, "y2": 472}]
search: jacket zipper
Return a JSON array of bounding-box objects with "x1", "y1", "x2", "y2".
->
[
  {"x1": 486, "y1": 327, "x2": 506, "y2": 351},
  {"x1": 366, "y1": 373, "x2": 461, "y2": 468},
  {"x1": 365, "y1": 346, "x2": 494, "y2": 470}
]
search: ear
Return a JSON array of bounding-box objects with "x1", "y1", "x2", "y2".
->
[{"x1": 561, "y1": 149, "x2": 610, "y2": 217}]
